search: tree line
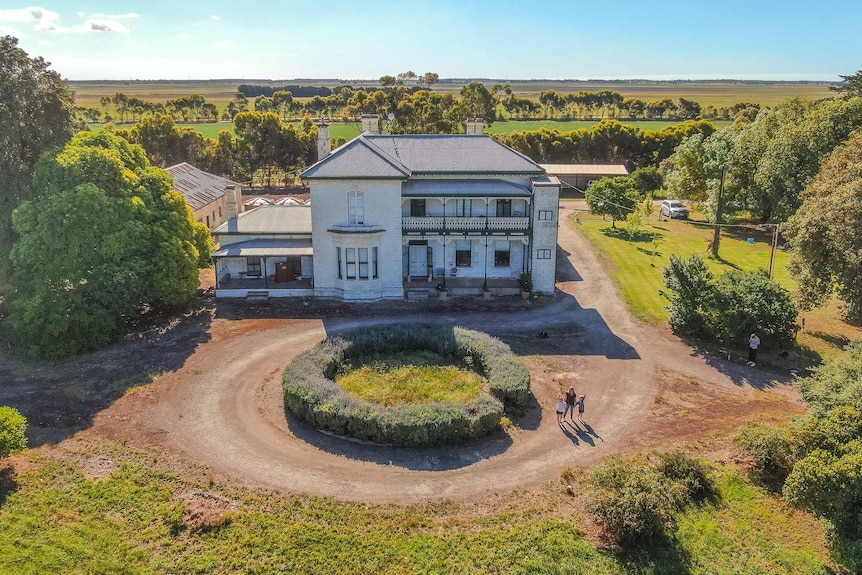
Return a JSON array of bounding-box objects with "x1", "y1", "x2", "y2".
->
[
  {"x1": 80, "y1": 83, "x2": 761, "y2": 127},
  {"x1": 660, "y1": 89, "x2": 862, "y2": 323}
]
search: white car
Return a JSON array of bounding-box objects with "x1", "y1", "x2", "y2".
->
[{"x1": 660, "y1": 199, "x2": 689, "y2": 219}]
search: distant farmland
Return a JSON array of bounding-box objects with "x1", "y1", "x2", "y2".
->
[{"x1": 71, "y1": 79, "x2": 837, "y2": 111}]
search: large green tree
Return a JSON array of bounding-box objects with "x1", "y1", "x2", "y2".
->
[
  {"x1": 0, "y1": 36, "x2": 79, "y2": 282},
  {"x1": 727, "y1": 97, "x2": 862, "y2": 222},
  {"x1": 452, "y1": 82, "x2": 497, "y2": 127},
  {"x1": 784, "y1": 129, "x2": 862, "y2": 324},
  {"x1": 5, "y1": 132, "x2": 212, "y2": 358},
  {"x1": 830, "y1": 70, "x2": 862, "y2": 98},
  {"x1": 585, "y1": 176, "x2": 639, "y2": 228}
]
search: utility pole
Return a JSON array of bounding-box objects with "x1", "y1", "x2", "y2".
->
[
  {"x1": 712, "y1": 164, "x2": 726, "y2": 258},
  {"x1": 768, "y1": 224, "x2": 779, "y2": 279}
]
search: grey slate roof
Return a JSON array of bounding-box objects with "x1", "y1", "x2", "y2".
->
[
  {"x1": 302, "y1": 134, "x2": 544, "y2": 179},
  {"x1": 166, "y1": 162, "x2": 241, "y2": 211},
  {"x1": 212, "y1": 205, "x2": 312, "y2": 235},
  {"x1": 402, "y1": 179, "x2": 532, "y2": 197}
]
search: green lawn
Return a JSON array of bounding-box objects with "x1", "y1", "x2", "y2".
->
[
  {"x1": 0, "y1": 449, "x2": 839, "y2": 574},
  {"x1": 88, "y1": 121, "x2": 361, "y2": 142},
  {"x1": 337, "y1": 351, "x2": 484, "y2": 406},
  {"x1": 570, "y1": 206, "x2": 862, "y2": 360}
]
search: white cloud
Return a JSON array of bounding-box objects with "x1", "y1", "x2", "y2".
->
[
  {"x1": 0, "y1": 7, "x2": 132, "y2": 34},
  {"x1": 0, "y1": 6, "x2": 60, "y2": 23},
  {"x1": 213, "y1": 39, "x2": 232, "y2": 49},
  {"x1": 176, "y1": 32, "x2": 190, "y2": 39},
  {"x1": 210, "y1": 15, "x2": 220, "y2": 20}
]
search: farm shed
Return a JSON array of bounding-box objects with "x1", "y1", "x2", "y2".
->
[{"x1": 539, "y1": 164, "x2": 628, "y2": 197}]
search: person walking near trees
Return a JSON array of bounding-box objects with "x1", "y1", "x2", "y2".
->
[
  {"x1": 564, "y1": 386, "x2": 577, "y2": 421},
  {"x1": 748, "y1": 333, "x2": 761, "y2": 367}
]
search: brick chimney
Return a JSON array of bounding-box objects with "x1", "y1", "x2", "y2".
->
[
  {"x1": 317, "y1": 120, "x2": 330, "y2": 161},
  {"x1": 465, "y1": 118, "x2": 485, "y2": 135},
  {"x1": 361, "y1": 114, "x2": 379, "y2": 134}
]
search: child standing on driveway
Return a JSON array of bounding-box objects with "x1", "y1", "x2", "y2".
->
[
  {"x1": 556, "y1": 395, "x2": 566, "y2": 424},
  {"x1": 576, "y1": 395, "x2": 586, "y2": 422}
]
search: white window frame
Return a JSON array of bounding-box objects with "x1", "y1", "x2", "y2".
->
[
  {"x1": 348, "y1": 191, "x2": 364, "y2": 225},
  {"x1": 536, "y1": 249, "x2": 551, "y2": 259},
  {"x1": 456, "y1": 199, "x2": 472, "y2": 217},
  {"x1": 538, "y1": 210, "x2": 553, "y2": 221}
]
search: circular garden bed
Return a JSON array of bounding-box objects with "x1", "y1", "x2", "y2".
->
[{"x1": 282, "y1": 324, "x2": 531, "y2": 447}]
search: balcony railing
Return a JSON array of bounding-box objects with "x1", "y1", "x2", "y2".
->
[{"x1": 403, "y1": 216, "x2": 530, "y2": 232}]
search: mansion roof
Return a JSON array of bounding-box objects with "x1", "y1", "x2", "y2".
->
[{"x1": 302, "y1": 134, "x2": 545, "y2": 180}]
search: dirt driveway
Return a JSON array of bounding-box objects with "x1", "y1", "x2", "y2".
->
[{"x1": 2, "y1": 211, "x2": 804, "y2": 502}]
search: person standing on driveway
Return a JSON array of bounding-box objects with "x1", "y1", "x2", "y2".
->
[
  {"x1": 564, "y1": 386, "x2": 577, "y2": 421},
  {"x1": 748, "y1": 333, "x2": 761, "y2": 367},
  {"x1": 576, "y1": 394, "x2": 586, "y2": 422}
]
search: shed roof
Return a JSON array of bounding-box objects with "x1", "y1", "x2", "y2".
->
[
  {"x1": 539, "y1": 164, "x2": 629, "y2": 176},
  {"x1": 302, "y1": 134, "x2": 545, "y2": 179},
  {"x1": 212, "y1": 205, "x2": 312, "y2": 235},
  {"x1": 166, "y1": 162, "x2": 241, "y2": 211}
]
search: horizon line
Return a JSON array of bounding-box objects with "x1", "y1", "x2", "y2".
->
[{"x1": 66, "y1": 77, "x2": 841, "y2": 84}]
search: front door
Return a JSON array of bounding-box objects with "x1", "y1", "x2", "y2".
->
[{"x1": 408, "y1": 245, "x2": 428, "y2": 277}]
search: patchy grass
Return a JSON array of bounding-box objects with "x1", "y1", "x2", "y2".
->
[
  {"x1": 337, "y1": 351, "x2": 485, "y2": 406},
  {"x1": 0, "y1": 448, "x2": 842, "y2": 574}
]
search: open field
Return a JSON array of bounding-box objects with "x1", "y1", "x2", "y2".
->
[
  {"x1": 0, "y1": 447, "x2": 837, "y2": 575},
  {"x1": 71, "y1": 79, "x2": 837, "y2": 111},
  {"x1": 570, "y1": 203, "x2": 862, "y2": 362},
  {"x1": 89, "y1": 118, "x2": 729, "y2": 143}
]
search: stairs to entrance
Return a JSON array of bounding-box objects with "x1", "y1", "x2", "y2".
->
[
  {"x1": 246, "y1": 290, "x2": 270, "y2": 301},
  {"x1": 405, "y1": 289, "x2": 430, "y2": 301}
]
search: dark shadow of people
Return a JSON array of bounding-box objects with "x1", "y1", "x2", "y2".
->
[
  {"x1": 285, "y1": 415, "x2": 514, "y2": 472},
  {"x1": 580, "y1": 421, "x2": 603, "y2": 443},
  {"x1": 559, "y1": 422, "x2": 580, "y2": 447}
]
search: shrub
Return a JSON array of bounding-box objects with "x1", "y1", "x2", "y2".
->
[
  {"x1": 587, "y1": 456, "x2": 685, "y2": 544},
  {"x1": 733, "y1": 422, "x2": 795, "y2": 490},
  {"x1": 662, "y1": 255, "x2": 799, "y2": 349},
  {"x1": 0, "y1": 407, "x2": 27, "y2": 458},
  {"x1": 282, "y1": 325, "x2": 530, "y2": 447},
  {"x1": 655, "y1": 450, "x2": 714, "y2": 500}
]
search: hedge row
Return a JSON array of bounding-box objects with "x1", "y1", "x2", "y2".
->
[{"x1": 282, "y1": 325, "x2": 531, "y2": 447}]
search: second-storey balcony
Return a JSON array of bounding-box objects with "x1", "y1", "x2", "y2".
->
[{"x1": 402, "y1": 215, "x2": 530, "y2": 233}]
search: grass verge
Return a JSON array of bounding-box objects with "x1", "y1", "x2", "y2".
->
[{"x1": 569, "y1": 208, "x2": 862, "y2": 361}]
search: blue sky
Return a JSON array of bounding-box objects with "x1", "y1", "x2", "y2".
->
[{"x1": 1, "y1": 1, "x2": 859, "y2": 81}]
